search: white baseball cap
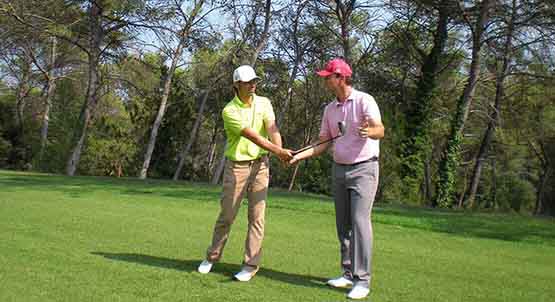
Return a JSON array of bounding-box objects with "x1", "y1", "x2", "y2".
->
[{"x1": 233, "y1": 65, "x2": 260, "y2": 83}]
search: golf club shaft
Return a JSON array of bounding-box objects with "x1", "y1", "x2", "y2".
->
[{"x1": 292, "y1": 135, "x2": 340, "y2": 155}]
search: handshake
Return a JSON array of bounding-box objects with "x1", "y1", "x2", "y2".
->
[
  {"x1": 272, "y1": 121, "x2": 348, "y2": 165},
  {"x1": 274, "y1": 148, "x2": 299, "y2": 166}
]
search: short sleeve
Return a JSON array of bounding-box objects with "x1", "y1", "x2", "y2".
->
[
  {"x1": 222, "y1": 107, "x2": 245, "y2": 136},
  {"x1": 362, "y1": 95, "x2": 381, "y2": 122},
  {"x1": 263, "y1": 98, "x2": 276, "y2": 122},
  {"x1": 319, "y1": 105, "x2": 331, "y2": 140}
]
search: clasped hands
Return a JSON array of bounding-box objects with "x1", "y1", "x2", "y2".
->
[
  {"x1": 275, "y1": 148, "x2": 300, "y2": 166},
  {"x1": 276, "y1": 148, "x2": 294, "y2": 163}
]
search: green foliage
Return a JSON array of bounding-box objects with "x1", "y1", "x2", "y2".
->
[
  {"x1": 0, "y1": 132, "x2": 11, "y2": 167},
  {"x1": 148, "y1": 74, "x2": 196, "y2": 178},
  {"x1": 436, "y1": 131, "x2": 463, "y2": 208},
  {"x1": 2, "y1": 0, "x2": 555, "y2": 218},
  {"x1": 399, "y1": 135, "x2": 431, "y2": 204},
  {"x1": 79, "y1": 94, "x2": 137, "y2": 177},
  {"x1": 0, "y1": 88, "x2": 43, "y2": 169},
  {"x1": 495, "y1": 173, "x2": 536, "y2": 213},
  {"x1": 38, "y1": 77, "x2": 84, "y2": 173},
  {"x1": 294, "y1": 153, "x2": 333, "y2": 195},
  {"x1": 376, "y1": 17, "x2": 462, "y2": 206}
]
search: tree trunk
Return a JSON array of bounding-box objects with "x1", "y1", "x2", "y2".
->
[
  {"x1": 250, "y1": 0, "x2": 272, "y2": 65},
  {"x1": 288, "y1": 164, "x2": 300, "y2": 191},
  {"x1": 435, "y1": 0, "x2": 492, "y2": 207},
  {"x1": 277, "y1": 58, "x2": 300, "y2": 127},
  {"x1": 138, "y1": 44, "x2": 183, "y2": 179},
  {"x1": 528, "y1": 138, "x2": 552, "y2": 216},
  {"x1": 39, "y1": 37, "x2": 57, "y2": 163},
  {"x1": 423, "y1": 156, "x2": 432, "y2": 203},
  {"x1": 15, "y1": 53, "x2": 32, "y2": 141},
  {"x1": 173, "y1": 90, "x2": 210, "y2": 180},
  {"x1": 138, "y1": 0, "x2": 206, "y2": 179},
  {"x1": 464, "y1": 0, "x2": 516, "y2": 208},
  {"x1": 457, "y1": 169, "x2": 468, "y2": 208},
  {"x1": 399, "y1": 5, "x2": 449, "y2": 204},
  {"x1": 490, "y1": 150, "x2": 497, "y2": 209},
  {"x1": 66, "y1": 3, "x2": 103, "y2": 176},
  {"x1": 464, "y1": 79, "x2": 501, "y2": 208},
  {"x1": 66, "y1": 58, "x2": 100, "y2": 176},
  {"x1": 206, "y1": 125, "x2": 219, "y2": 174},
  {"x1": 534, "y1": 166, "x2": 551, "y2": 215},
  {"x1": 211, "y1": 143, "x2": 227, "y2": 185},
  {"x1": 336, "y1": 0, "x2": 352, "y2": 63},
  {"x1": 276, "y1": 1, "x2": 307, "y2": 127}
]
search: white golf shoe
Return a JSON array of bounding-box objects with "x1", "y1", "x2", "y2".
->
[
  {"x1": 197, "y1": 260, "x2": 213, "y2": 274},
  {"x1": 327, "y1": 276, "x2": 353, "y2": 288},
  {"x1": 347, "y1": 284, "x2": 370, "y2": 300},
  {"x1": 233, "y1": 266, "x2": 259, "y2": 282}
]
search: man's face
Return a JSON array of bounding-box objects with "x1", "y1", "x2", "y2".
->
[
  {"x1": 324, "y1": 74, "x2": 342, "y2": 91},
  {"x1": 236, "y1": 79, "x2": 258, "y2": 96}
]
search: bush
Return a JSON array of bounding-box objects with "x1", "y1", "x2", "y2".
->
[
  {"x1": 496, "y1": 173, "x2": 536, "y2": 213},
  {"x1": 295, "y1": 153, "x2": 333, "y2": 195},
  {"x1": 0, "y1": 135, "x2": 11, "y2": 167},
  {"x1": 79, "y1": 94, "x2": 138, "y2": 177},
  {"x1": 80, "y1": 137, "x2": 137, "y2": 177}
]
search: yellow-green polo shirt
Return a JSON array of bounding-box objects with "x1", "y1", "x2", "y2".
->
[{"x1": 222, "y1": 94, "x2": 275, "y2": 161}]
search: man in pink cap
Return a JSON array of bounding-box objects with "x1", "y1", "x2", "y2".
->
[{"x1": 290, "y1": 58, "x2": 384, "y2": 300}]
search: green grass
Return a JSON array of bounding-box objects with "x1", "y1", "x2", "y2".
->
[{"x1": 1, "y1": 169, "x2": 554, "y2": 302}]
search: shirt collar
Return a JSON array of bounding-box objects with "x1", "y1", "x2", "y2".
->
[{"x1": 233, "y1": 94, "x2": 257, "y2": 108}]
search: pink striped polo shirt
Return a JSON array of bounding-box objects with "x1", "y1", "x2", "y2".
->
[{"x1": 319, "y1": 88, "x2": 382, "y2": 165}]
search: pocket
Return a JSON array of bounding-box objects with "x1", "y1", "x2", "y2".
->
[
  {"x1": 367, "y1": 162, "x2": 378, "y2": 182},
  {"x1": 222, "y1": 161, "x2": 236, "y2": 188}
]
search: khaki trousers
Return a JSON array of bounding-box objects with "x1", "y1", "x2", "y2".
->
[{"x1": 206, "y1": 156, "x2": 269, "y2": 267}]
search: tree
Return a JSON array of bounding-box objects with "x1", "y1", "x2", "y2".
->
[
  {"x1": 138, "y1": 0, "x2": 214, "y2": 179},
  {"x1": 463, "y1": 0, "x2": 555, "y2": 208},
  {"x1": 436, "y1": 0, "x2": 493, "y2": 207},
  {"x1": 395, "y1": 0, "x2": 453, "y2": 204}
]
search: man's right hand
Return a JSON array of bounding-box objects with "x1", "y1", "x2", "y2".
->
[{"x1": 277, "y1": 148, "x2": 293, "y2": 162}]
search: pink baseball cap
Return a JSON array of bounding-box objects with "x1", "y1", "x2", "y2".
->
[{"x1": 316, "y1": 58, "x2": 352, "y2": 77}]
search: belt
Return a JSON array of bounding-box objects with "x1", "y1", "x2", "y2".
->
[
  {"x1": 232, "y1": 155, "x2": 268, "y2": 165},
  {"x1": 335, "y1": 156, "x2": 378, "y2": 166}
]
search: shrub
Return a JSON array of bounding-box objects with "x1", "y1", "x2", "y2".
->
[{"x1": 496, "y1": 173, "x2": 536, "y2": 213}]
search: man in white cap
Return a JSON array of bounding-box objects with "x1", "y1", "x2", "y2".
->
[{"x1": 198, "y1": 65, "x2": 292, "y2": 281}]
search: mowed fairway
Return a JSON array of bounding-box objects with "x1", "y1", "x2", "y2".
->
[{"x1": 1, "y1": 170, "x2": 554, "y2": 302}]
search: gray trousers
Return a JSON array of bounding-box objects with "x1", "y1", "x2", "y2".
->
[{"x1": 332, "y1": 160, "x2": 379, "y2": 288}]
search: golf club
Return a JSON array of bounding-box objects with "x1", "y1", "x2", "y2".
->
[{"x1": 292, "y1": 121, "x2": 346, "y2": 155}]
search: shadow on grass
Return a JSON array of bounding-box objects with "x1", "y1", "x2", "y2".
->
[
  {"x1": 91, "y1": 252, "x2": 332, "y2": 290},
  {"x1": 374, "y1": 206, "x2": 555, "y2": 246},
  {"x1": 0, "y1": 173, "x2": 220, "y2": 202}
]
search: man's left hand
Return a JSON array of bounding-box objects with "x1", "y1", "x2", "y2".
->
[{"x1": 358, "y1": 117, "x2": 371, "y2": 138}]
